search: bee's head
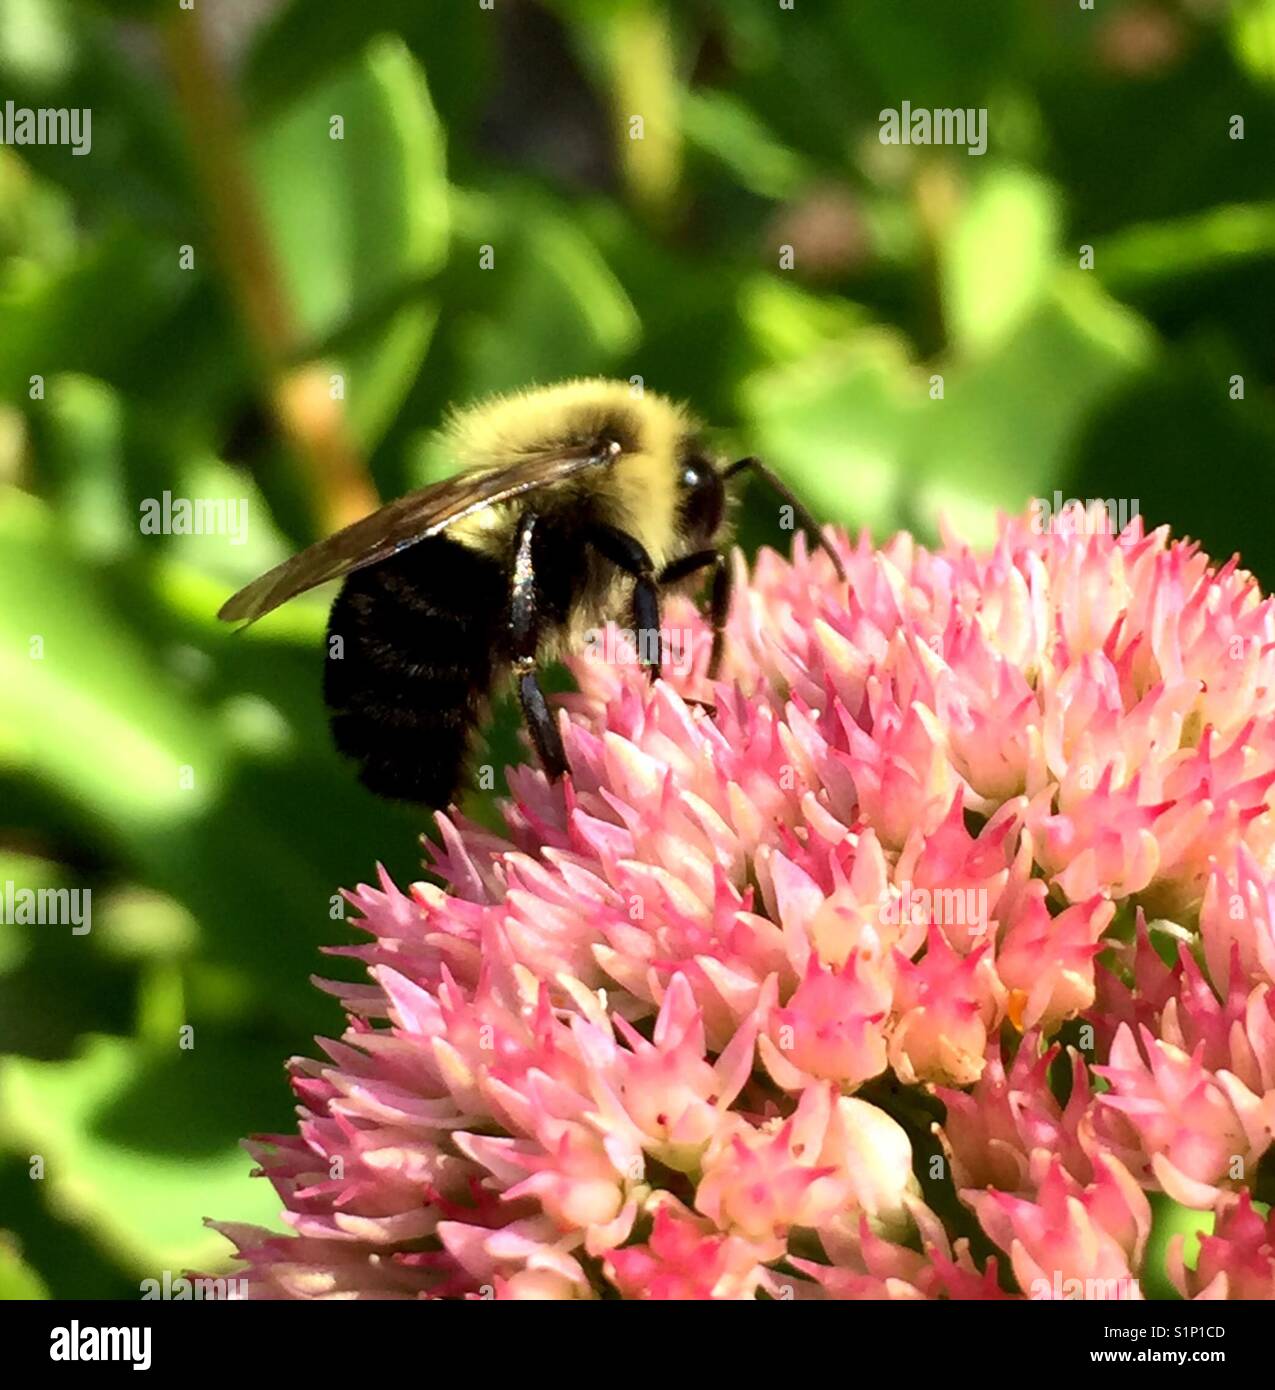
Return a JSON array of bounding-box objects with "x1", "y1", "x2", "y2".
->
[{"x1": 676, "y1": 445, "x2": 727, "y2": 545}]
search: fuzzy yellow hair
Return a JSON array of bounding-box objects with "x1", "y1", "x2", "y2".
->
[{"x1": 441, "y1": 378, "x2": 700, "y2": 571}]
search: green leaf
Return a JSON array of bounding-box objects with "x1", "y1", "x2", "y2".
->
[
  {"x1": 0, "y1": 1035, "x2": 285, "y2": 1276},
  {"x1": 738, "y1": 274, "x2": 871, "y2": 365},
  {"x1": 911, "y1": 276, "x2": 1155, "y2": 542},
  {"x1": 1142, "y1": 1193, "x2": 1214, "y2": 1301},
  {"x1": 738, "y1": 327, "x2": 920, "y2": 537},
  {"x1": 0, "y1": 1231, "x2": 49, "y2": 1299},
  {"x1": 0, "y1": 852, "x2": 69, "y2": 977},
  {"x1": 940, "y1": 166, "x2": 1060, "y2": 355},
  {"x1": 26, "y1": 373, "x2": 130, "y2": 561},
  {"x1": 0, "y1": 227, "x2": 191, "y2": 402},
  {"x1": 0, "y1": 0, "x2": 77, "y2": 87},
  {"x1": 1229, "y1": 0, "x2": 1275, "y2": 84},
  {"x1": 1097, "y1": 202, "x2": 1275, "y2": 291},
  {"x1": 441, "y1": 189, "x2": 640, "y2": 400},
  {"x1": 249, "y1": 36, "x2": 449, "y2": 449},
  {"x1": 0, "y1": 490, "x2": 226, "y2": 822},
  {"x1": 0, "y1": 489, "x2": 416, "y2": 1023},
  {"x1": 740, "y1": 275, "x2": 1153, "y2": 544},
  {"x1": 683, "y1": 91, "x2": 808, "y2": 201}
]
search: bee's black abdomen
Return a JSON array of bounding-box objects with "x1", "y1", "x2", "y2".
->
[{"x1": 324, "y1": 535, "x2": 507, "y2": 806}]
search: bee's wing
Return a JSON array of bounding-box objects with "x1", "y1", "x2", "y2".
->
[{"x1": 217, "y1": 441, "x2": 620, "y2": 625}]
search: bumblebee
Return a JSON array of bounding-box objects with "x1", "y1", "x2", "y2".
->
[{"x1": 219, "y1": 379, "x2": 843, "y2": 806}]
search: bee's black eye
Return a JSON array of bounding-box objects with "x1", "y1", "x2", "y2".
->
[{"x1": 678, "y1": 456, "x2": 725, "y2": 542}]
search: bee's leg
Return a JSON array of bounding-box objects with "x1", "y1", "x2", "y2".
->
[
  {"x1": 723, "y1": 456, "x2": 846, "y2": 580},
  {"x1": 509, "y1": 512, "x2": 567, "y2": 779},
  {"x1": 515, "y1": 665, "x2": 566, "y2": 779},
  {"x1": 658, "y1": 549, "x2": 731, "y2": 681},
  {"x1": 585, "y1": 524, "x2": 662, "y2": 681}
]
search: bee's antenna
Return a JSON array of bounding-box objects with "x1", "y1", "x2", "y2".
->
[{"x1": 724, "y1": 456, "x2": 846, "y2": 581}]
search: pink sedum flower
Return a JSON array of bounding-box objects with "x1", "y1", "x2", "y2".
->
[
  {"x1": 888, "y1": 927, "x2": 1002, "y2": 1085},
  {"x1": 605, "y1": 1201, "x2": 769, "y2": 1300},
  {"x1": 1201, "y1": 843, "x2": 1275, "y2": 992},
  {"x1": 215, "y1": 509, "x2": 1275, "y2": 1298},
  {"x1": 934, "y1": 1035, "x2": 1097, "y2": 1194},
  {"x1": 965, "y1": 1151, "x2": 1151, "y2": 1300},
  {"x1": 1095, "y1": 1024, "x2": 1274, "y2": 1208},
  {"x1": 1169, "y1": 1193, "x2": 1275, "y2": 1300},
  {"x1": 996, "y1": 888, "x2": 1113, "y2": 1033},
  {"x1": 757, "y1": 946, "x2": 891, "y2": 1093}
]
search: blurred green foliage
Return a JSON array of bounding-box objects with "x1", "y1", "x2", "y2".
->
[{"x1": 0, "y1": 0, "x2": 1272, "y2": 1298}]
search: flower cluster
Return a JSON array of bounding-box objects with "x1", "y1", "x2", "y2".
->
[{"x1": 216, "y1": 504, "x2": 1275, "y2": 1298}]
